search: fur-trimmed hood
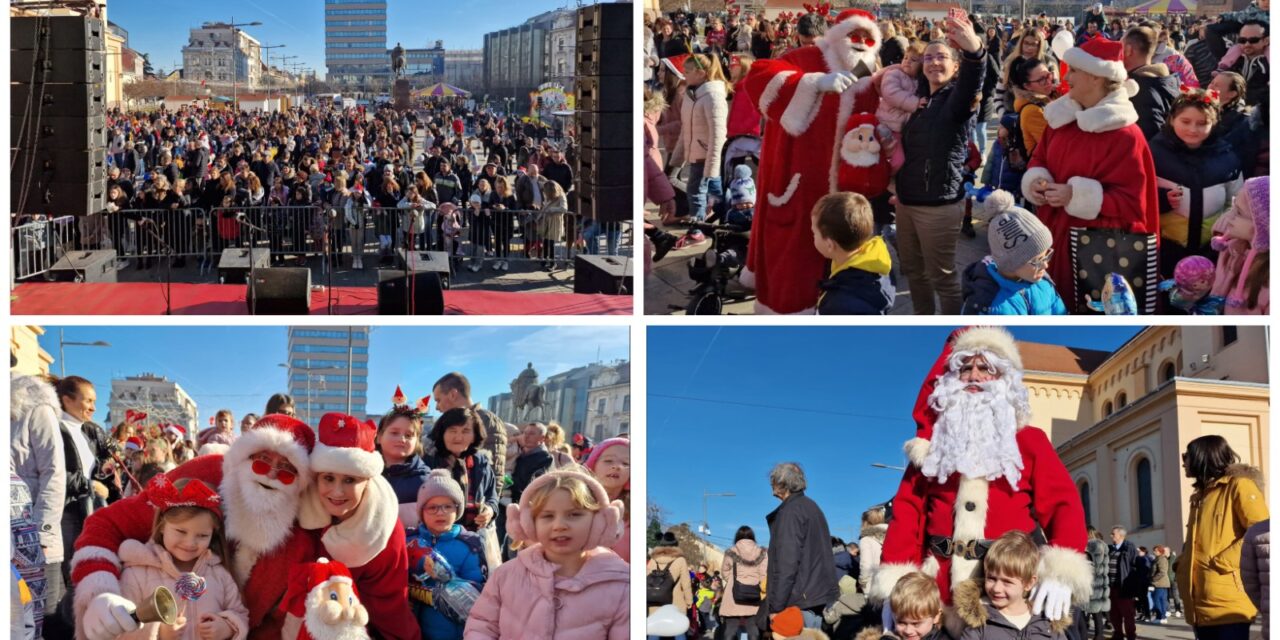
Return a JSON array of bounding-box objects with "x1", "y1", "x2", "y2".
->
[
  {"x1": 860, "y1": 522, "x2": 889, "y2": 541},
  {"x1": 1043, "y1": 88, "x2": 1139, "y2": 134},
  {"x1": 11, "y1": 372, "x2": 59, "y2": 422},
  {"x1": 649, "y1": 545, "x2": 685, "y2": 562},
  {"x1": 952, "y1": 578, "x2": 1072, "y2": 635},
  {"x1": 726, "y1": 539, "x2": 766, "y2": 566},
  {"x1": 1221, "y1": 463, "x2": 1265, "y2": 488}
]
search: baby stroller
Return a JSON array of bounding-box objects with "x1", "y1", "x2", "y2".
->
[
  {"x1": 719, "y1": 135, "x2": 761, "y2": 191},
  {"x1": 671, "y1": 221, "x2": 754, "y2": 315}
]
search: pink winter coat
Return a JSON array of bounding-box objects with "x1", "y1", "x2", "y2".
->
[
  {"x1": 610, "y1": 519, "x2": 630, "y2": 564},
  {"x1": 463, "y1": 546, "x2": 629, "y2": 640},
  {"x1": 657, "y1": 89, "x2": 684, "y2": 158},
  {"x1": 874, "y1": 64, "x2": 920, "y2": 133},
  {"x1": 645, "y1": 112, "x2": 675, "y2": 205},
  {"x1": 117, "y1": 539, "x2": 249, "y2": 640},
  {"x1": 1211, "y1": 238, "x2": 1269, "y2": 315}
]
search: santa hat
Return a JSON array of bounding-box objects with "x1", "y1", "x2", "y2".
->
[
  {"x1": 281, "y1": 557, "x2": 364, "y2": 634},
  {"x1": 845, "y1": 111, "x2": 877, "y2": 131},
  {"x1": 952, "y1": 326, "x2": 1023, "y2": 372},
  {"x1": 311, "y1": 412, "x2": 383, "y2": 478},
  {"x1": 1064, "y1": 36, "x2": 1139, "y2": 95},
  {"x1": 145, "y1": 474, "x2": 222, "y2": 519},
  {"x1": 391, "y1": 385, "x2": 407, "y2": 406},
  {"x1": 125, "y1": 436, "x2": 144, "y2": 452},
  {"x1": 164, "y1": 424, "x2": 186, "y2": 440},
  {"x1": 221, "y1": 413, "x2": 315, "y2": 487},
  {"x1": 661, "y1": 54, "x2": 690, "y2": 81},
  {"x1": 584, "y1": 437, "x2": 631, "y2": 490},
  {"x1": 506, "y1": 468, "x2": 624, "y2": 549},
  {"x1": 198, "y1": 442, "x2": 230, "y2": 457}
]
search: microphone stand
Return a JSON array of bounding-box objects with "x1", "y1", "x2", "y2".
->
[
  {"x1": 138, "y1": 219, "x2": 175, "y2": 315},
  {"x1": 235, "y1": 212, "x2": 267, "y2": 315}
]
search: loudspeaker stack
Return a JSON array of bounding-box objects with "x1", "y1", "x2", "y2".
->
[
  {"x1": 11, "y1": 15, "x2": 108, "y2": 217},
  {"x1": 574, "y1": 3, "x2": 632, "y2": 224}
]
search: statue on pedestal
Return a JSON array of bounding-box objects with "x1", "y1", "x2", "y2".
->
[
  {"x1": 510, "y1": 362, "x2": 546, "y2": 423},
  {"x1": 391, "y1": 42, "x2": 406, "y2": 78}
]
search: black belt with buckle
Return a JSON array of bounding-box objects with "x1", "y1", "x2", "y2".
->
[{"x1": 928, "y1": 535, "x2": 993, "y2": 561}]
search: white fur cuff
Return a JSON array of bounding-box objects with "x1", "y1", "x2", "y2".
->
[
  {"x1": 1022, "y1": 167, "x2": 1054, "y2": 206},
  {"x1": 1038, "y1": 545, "x2": 1095, "y2": 605},
  {"x1": 869, "y1": 561, "x2": 920, "y2": 604},
  {"x1": 780, "y1": 73, "x2": 825, "y2": 137},
  {"x1": 1065, "y1": 177, "x2": 1104, "y2": 221},
  {"x1": 904, "y1": 437, "x2": 930, "y2": 467},
  {"x1": 310, "y1": 442, "x2": 385, "y2": 479},
  {"x1": 759, "y1": 71, "x2": 795, "y2": 116}
]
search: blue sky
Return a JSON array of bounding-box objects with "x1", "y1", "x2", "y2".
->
[
  {"x1": 647, "y1": 326, "x2": 1142, "y2": 547},
  {"x1": 107, "y1": 0, "x2": 582, "y2": 75},
  {"x1": 40, "y1": 325, "x2": 628, "y2": 429}
]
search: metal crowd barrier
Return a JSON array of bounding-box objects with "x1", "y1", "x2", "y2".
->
[{"x1": 10, "y1": 216, "x2": 76, "y2": 282}]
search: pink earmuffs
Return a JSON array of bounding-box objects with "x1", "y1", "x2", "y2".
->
[{"x1": 505, "y1": 469, "x2": 624, "y2": 549}]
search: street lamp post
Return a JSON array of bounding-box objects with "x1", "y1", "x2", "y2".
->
[
  {"x1": 58, "y1": 328, "x2": 111, "y2": 377},
  {"x1": 870, "y1": 463, "x2": 906, "y2": 471},
  {"x1": 261, "y1": 43, "x2": 286, "y2": 107},
  {"x1": 700, "y1": 491, "x2": 736, "y2": 537}
]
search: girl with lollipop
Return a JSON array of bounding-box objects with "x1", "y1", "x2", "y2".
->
[{"x1": 110, "y1": 475, "x2": 248, "y2": 640}]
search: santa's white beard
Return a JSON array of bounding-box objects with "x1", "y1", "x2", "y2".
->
[
  {"x1": 843, "y1": 147, "x2": 880, "y2": 167},
  {"x1": 833, "y1": 43, "x2": 878, "y2": 75},
  {"x1": 922, "y1": 363, "x2": 1028, "y2": 488},
  {"x1": 222, "y1": 464, "x2": 303, "y2": 556}
]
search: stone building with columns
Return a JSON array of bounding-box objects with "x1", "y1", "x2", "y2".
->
[{"x1": 1019, "y1": 326, "x2": 1269, "y2": 551}]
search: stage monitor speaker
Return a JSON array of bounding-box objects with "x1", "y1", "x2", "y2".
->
[
  {"x1": 377, "y1": 269, "x2": 445, "y2": 315},
  {"x1": 575, "y1": 184, "x2": 632, "y2": 224},
  {"x1": 48, "y1": 249, "x2": 117, "y2": 283},
  {"x1": 574, "y1": 255, "x2": 632, "y2": 295},
  {"x1": 217, "y1": 248, "x2": 271, "y2": 285},
  {"x1": 11, "y1": 83, "x2": 106, "y2": 119},
  {"x1": 11, "y1": 15, "x2": 105, "y2": 51},
  {"x1": 247, "y1": 268, "x2": 311, "y2": 315},
  {"x1": 576, "y1": 75, "x2": 629, "y2": 114},
  {"x1": 575, "y1": 146, "x2": 630, "y2": 187},
  {"x1": 576, "y1": 3, "x2": 630, "y2": 42},
  {"x1": 394, "y1": 249, "x2": 452, "y2": 290}
]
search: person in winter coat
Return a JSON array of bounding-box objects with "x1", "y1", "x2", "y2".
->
[
  {"x1": 584, "y1": 438, "x2": 630, "y2": 563},
  {"x1": 116, "y1": 476, "x2": 249, "y2": 640},
  {"x1": 812, "y1": 192, "x2": 894, "y2": 315},
  {"x1": 1209, "y1": 175, "x2": 1269, "y2": 315},
  {"x1": 669, "y1": 53, "x2": 729, "y2": 223},
  {"x1": 1084, "y1": 528, "x2": 1112, "y2": 640},
  {"x1": 378, "y1": 405, "x2": 430, "y2": 528},
  {"x1": 1175, "y1": 435, "x2": 1269, "y2": 639},
  {"x1": 464, "y1": 469, "x2": 628, "y2": 639},
  {"x1": 1150, "y1": 546, "x2": 1171, "y2": 623},
  {"x1": 1123, "y1": 27, "x2": 1181, "y2": 140},
  {"x1": 408, "y1": 470, "x2": 487, "y2": 640},
  {"x1": 873, "y1": 42, "x2": 926, "y2": 173},
  {"x1": 1151, "y1": 29, "x2": 1199, "y2": 89},
  {"x1": 1107, "y1": 527, "x2": 1141, "y2": 640},
  {"x1": 895, "y1": 17, "x2": 987, "y2": 315},
  {"x1": 1240, "y1": 519, "x2": 1269, "y2": 638},
  {"x1": 858, "y1": 506, "x2": 888, "y2": 595},
  {"x1": 1022, "y1": 36, "x2": 1160, "y2": 313},
  {"x1": 292, "y1": 413, "x2": 420, "y2": 640},
  {"x1": 993, "y1": 28, "x2": 1054, "y2": 120},
  {"x1": 725, "y1": 54, "x2": 761, "y2": 139},
  {"x1": 961, "y1": 190, "x2": 1066, "y2": 315},
  {"x1": 11, "y1": 372, "x2": 66, "y2": 629},
  {"x1": 1208, "y1": 72, "x2": 1251, "y2": 137},
  {"x1": 721, "y1": 526, "x2": 768, "y2": 640},
  {"x1": 1149, "y1": 90, "x2": 1243, "y2": 273},
  {"x1": 648, "y1": 531, "x2": 693, "y2": 623},
  {"x1": 953, "y1": 532, "x2": 1070, "y2": 640},
  {"x1": 423, "y1": 408, "x2": 499, "y2": 554},
  {"x1": 766, "y1": 462, "x2": 839, "y2": 627},
  {"x1": 1218, "y1": 20, "x2": 1268, "y2": 108}
]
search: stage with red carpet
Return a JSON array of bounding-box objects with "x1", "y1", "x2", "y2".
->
[{"x1": 10, "y1": 283, "x2": 632, "y2": 315}]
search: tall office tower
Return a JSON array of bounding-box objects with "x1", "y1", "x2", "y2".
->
[
  {"x1": 324, "y1": 0, "x2": 388, "y2": 85},
  {"x1": 286, "y1": 327, "x2": 370, "y2": 424}
]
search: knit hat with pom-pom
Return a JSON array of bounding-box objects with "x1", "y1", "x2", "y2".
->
[{"x1": 972, "y1": 189, "x2": 1053, "y2": 273}]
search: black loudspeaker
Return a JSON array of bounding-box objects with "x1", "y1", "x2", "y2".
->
[
  {"x1": 395, "y1": 249, "x2": 453, "y2": 290},
  {"x1": 574, "y1": 255, "x2": 632, "y2": 295},
  {"x1": 377, "y1": 269, "x2": 445, "y2": 315},
  {"x1": 217, "y1": 248, "x2": 270, "y2": 285},
  {"x1": 12, "y1": 15, "x2": 107, "y2": 218},
  {"x1": 575, "y1": 75, "x2": 630, "y2": 113},
  {"x1": 576, "y1": 111, "x2": 630, "y2": 150},
  {"x1": 247, "y1": 268, "x2": 311, "y2": 315},
  {"x1": 575, "y1": 4, "x2": 632, "y2": 226},
  {"x1": 47, "y1": 249, "x2": 117, "y2": 283},
  {"x1": 576, "y1": 146, "x2": 630, "y2": 187},
  {"x1": 575, "y1": 36, "x2": 630, "y2": 77},
  {"x1": 576, "y1": 185, "x2": 631, "y2": 224}
]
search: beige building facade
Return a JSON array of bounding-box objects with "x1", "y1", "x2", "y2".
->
[
  {"x1": 1020, "y1": 326, "x2": 1269, "y2": 552},
  {"x1": 10, "y1": 326, "x2": 54, "y2": 377}
]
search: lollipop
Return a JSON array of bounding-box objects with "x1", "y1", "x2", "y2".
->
[{"x1": 175, "y1": 572, "x2": 207, "y2": 617}]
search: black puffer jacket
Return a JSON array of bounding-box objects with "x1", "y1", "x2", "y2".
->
[
  {"x1": 1149, "y1": 130, "x2": 1241, "y2": 249},
  {"x1": 897, "y1": 50, "x2": 985, "y2": 207},
  {"x1": 1129, "y1": 63, "x2": 1180, "y2": 140},
  {"x1": 766, "y1": 490, "x2": 840, "y2": 614}
]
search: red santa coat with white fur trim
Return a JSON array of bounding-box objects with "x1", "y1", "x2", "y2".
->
[
  {"x1": 1020, "y1": 90, "x2": 1160, "y2": 309},
  {"x1": 741, "y1": 17, "x2": 880, "y2": 314},
  {"x1": 71, "y1": 455, "x2": 320, "y2": 640}
]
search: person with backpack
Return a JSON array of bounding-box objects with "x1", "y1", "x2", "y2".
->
[
  {"x1": 720, "y1": 526, "x2": 768, "y2": 640},
  {"x1": 648, "y1": 531, "x2": 693, "y2": 640}
]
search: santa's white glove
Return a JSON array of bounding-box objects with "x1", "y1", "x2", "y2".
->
[
  {"x1": 1030, "y1": 578, "x2": 1073, "y2": 621},
  {"x1": 84, "y1": 593, "x2": 141, "y2": 640},
  {"x1": 818, "y1": 71, "x2": 856, "y2": 93},
  {"x1": 881, "y1": 601, "x2": 896, "y2": 631}
]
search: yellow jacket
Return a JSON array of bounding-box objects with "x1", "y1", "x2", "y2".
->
[{"x1": 1175, "y1": 464, "x2": 1269, "y2": 627}]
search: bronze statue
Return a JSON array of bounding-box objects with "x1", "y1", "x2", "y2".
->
[
  {"x1": 510, "y1": 362, "x2": 546, "y2": 423},
  {"x1": 391, "y1": 42, "x2": 406, "y2": 77}
]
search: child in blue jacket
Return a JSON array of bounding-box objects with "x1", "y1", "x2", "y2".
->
[
  {"x1": 408, "y1": 469, "x2": 488, "y2": 640},
  {"x1": 961, "y1": 189, "x2": 1067, "y2": 315}
]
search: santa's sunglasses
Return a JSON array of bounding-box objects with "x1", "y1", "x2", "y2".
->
[{"x1": 250, "y1": 454, "x2": 297, "y2": 485}]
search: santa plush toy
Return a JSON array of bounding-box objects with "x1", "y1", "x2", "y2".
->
[
  {"x1": 836, "y1": 112, "x2": 891, "y2": 199},
  {"x1": 74, "y1": 414, "x2": 320, "y2": 640},
  {"x1": 281, "y1": 558, "x2": 371, "y2": 640},
  {"x1": 871, "y1": 327, "x2": 1091, "y2": 634},
  {"x1": 739, "y1": 9, "x2": 882, "y2": 314}
]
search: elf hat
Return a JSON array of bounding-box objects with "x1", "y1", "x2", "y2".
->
[
  {"x1": 661, "y1": 54, "x2": 690, "y2": 81},
  {"x1": 311, "y1": 412, "x2": 383, "y2": 479},
  {"x1": 505, "y1": 468, "x2": 623, "y2": 548},
  {"x1": 584, "y1": 437, "x2": 631, "y2": 490}
]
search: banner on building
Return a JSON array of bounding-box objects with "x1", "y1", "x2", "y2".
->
[{"x1": 528, "y1": 82, "x2": 575, "y2": 124}]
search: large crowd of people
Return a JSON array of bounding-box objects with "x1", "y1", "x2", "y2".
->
[
  {"x1": 14, "y1": 97, "x2": 630, "y2": 280},
  {"x1": 11, "y1": 367, "x2": 631, "y2": 639},
  {"x1": 646, "y1": 327, "x2": 1269, "y2": 640},
  {"x1": 643, "y1": 2, "x2": 1270, "y2": 315}
]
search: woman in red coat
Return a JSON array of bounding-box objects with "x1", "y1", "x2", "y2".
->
[
  {"x1": 290, "y1": 413, "x2": 420, "y2": 640},
  {"x1": 1021, "y1": 37, "x2": 1160, "y2": 312}
]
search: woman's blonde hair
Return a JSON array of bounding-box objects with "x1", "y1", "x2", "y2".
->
[
  {"x1": 687, "y1": 53, "x2": 734, "y2": 93},
  {"x1": 525, "y1": 473, "x2": 603, "y2": 518},
  {"x1": 545, "y1": 422, "x2": 567, "y2": 449}
]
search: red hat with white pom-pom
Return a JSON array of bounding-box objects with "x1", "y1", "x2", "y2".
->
[{"x1": 311, "y1": 412, "x2": 383, "y2": 478}]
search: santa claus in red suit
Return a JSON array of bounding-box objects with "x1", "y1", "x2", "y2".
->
[
  {"x1": 871, "y1": 327, "x2": 1091, "y2": 633},
  {"x1": 1022, "y1": 36, "x2": 1160, "y2": 311},
  {"x1": 72, "y1": 415, "x2": 320, "y2": 640},
  {"x1": 739, "y1": 9, "x2": 882, "y2": 314}
]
